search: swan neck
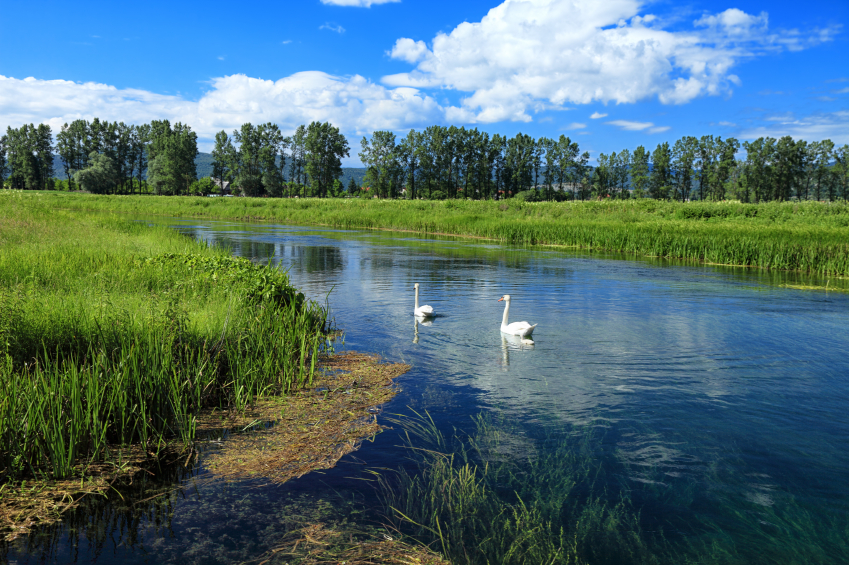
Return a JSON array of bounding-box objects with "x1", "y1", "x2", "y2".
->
[
  {"x1": 502, "y1": 300, "x2": 510, "y2": 326},
  {"x1": 415, "y1": 286, "x2": 420, "y2": 310}
]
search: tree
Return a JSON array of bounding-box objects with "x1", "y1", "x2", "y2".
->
[
  {"x1": 347, "y1": 176, "x2": 359, "y2": 195},
  {"x1": 834, "y1": 145, "x2": 849, "y2": 202},
  {"x1": 212, "y1": 131, "x2": 235, "y2": 191},
  {"x1": 398, "y1": 130, "x2": 422, "y2": 199},
  {"x1": 289, "y1": 124, "x2": 307, "y2": 187},
  {"x1": 74, "y1": 151, "x2": 118, "y2": 193},
  {"x1": 147, "y1": 120, "x2": 198, "y2": 195},
  {"x1": 672, "y1": 136, "x2": 697, "y2": 202},
  {"x1": 0, "y1": 135, "x2": 6, "y2": 187},
  {"x1": 631, "y1": 146, "x2": 651, "y2": 199},
  {"x1": 305, "y1": 121, "x2": 349, "y2": 198},
  {"x1": 360, "y1": 130, "x2": 400, "y2": 199},
  {"x1": 742, "y1": 137, "x2": 775, "y2": 203},
  {"x1": 649, "y1": 142, "x2": 672, "y2": 200}
]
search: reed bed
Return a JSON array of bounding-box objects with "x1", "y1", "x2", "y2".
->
[
  {"x1": 0, "y1": 192, "x2": 328, "y2": 486},
  {"x1": 32, "y1": 191, "x2": 849, "y2": 276}
]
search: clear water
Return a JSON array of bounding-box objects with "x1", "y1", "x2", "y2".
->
[{"x1": 6, "y1": 220, "x2": 849, "y2": 564}]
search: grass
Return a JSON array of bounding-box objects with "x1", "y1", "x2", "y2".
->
[
  {"x1": 25, "y1": 191, "x2": 849, "y2": 277},
  {"x1": 0, "y1": 191, "x2": 328, "y2": 494},
  {"x1": 379, "y1": 412, "x2": 849, "y2": 565}
]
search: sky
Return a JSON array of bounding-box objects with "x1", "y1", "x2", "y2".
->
[{"x1": 1, "y1": 0, "x2": 847, "y2": 165}]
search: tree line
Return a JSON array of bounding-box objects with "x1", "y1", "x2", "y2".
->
[{"x1": 1, "y1": 119, "x2": 847, "y2": 202}]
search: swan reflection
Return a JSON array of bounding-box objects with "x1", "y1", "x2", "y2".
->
[
  {"x1": 500, "y1": 333, "x2": 534, "y2": 368},
  {"x1": 413, "y1": 315, "x2": 433, "y2": 343}
]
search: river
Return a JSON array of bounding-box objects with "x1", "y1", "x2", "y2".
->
[{"x1": 6, "y1": 219, "x2": 849, "y2": 564}]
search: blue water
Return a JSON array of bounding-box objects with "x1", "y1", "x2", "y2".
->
[{"x1": 6, "y1": 220, "x2": 849, "y2": 564}]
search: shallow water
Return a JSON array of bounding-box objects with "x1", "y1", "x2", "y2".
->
[{"x1": 6, "y1": 220, "x2": 849, "y2": 564}]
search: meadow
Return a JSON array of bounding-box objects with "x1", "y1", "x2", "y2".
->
[
  {"x1": 32, "y1": 192, "x2": 849, "y2": 277},
  {"x1": 0, "y1": 191, "x2": 328, "y2": 484}
]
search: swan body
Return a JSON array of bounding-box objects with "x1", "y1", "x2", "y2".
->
[
  {"x1": 498, "y1": 295, "x2": 536, "y2": 339},
  {"x1": 414, "y1": 283, "x2": 434, "y2": 317}
]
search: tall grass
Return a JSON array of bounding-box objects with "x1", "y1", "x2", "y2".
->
[
  {"x1": 30, "y1": 191, "x2": 849, "y2": 276},
  {"x1": 0, "y1": 192, "x2": 327, "y2": 481}
]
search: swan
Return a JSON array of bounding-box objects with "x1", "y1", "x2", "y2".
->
[
  {"x1": 414, "y1": 283, "x2": 434, "y2": 317},
  {"x1": 498, "y1": 294, "x2": 536, "y2": 340}
]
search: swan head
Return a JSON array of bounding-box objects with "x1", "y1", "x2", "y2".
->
[
  {"x1": 414, "y1": 283, "x2": 420, "y2": 290},
  {"x1": 498, "y1": 295, "x2": 511, "y2": 302}
]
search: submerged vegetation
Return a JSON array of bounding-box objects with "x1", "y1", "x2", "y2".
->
[
  {"x1": 37, "y1": 191, "x2": 849, "y2": 277},
  {"x1": 380, "y1": 412, "x2": 849, "y2": 565},
  {"x1": 0, "y1": 191, "x2": 333, "y2": 537}
]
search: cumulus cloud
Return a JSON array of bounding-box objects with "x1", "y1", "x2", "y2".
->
[
  {"x1": 739, "y1": 111, "x2": 849, "y2": 145},
  {"x1": 590, "y1": 112, "x2": 608, "y2": 119},
  {"x1": 383, "y1": 0, "x2": 839, "y2": 122},
  {"x1": 0, "y1": 74, "x2": 443, "y2": 147},
  {"x1": 321, "y1": 0, "x2": 399, "y2": 6}
]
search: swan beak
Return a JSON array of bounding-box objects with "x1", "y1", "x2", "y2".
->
[{"x1": 497, "y1": 296, "x2": 504, "y2": 302}]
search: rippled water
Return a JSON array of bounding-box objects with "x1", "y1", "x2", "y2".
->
[{"x1": 7, "y1": 220, "x2": 849, "y2": 564}]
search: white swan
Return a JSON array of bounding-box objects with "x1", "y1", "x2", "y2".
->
[
  {"x1": 414, "y1": 283, "x2": 434, "y2": 317},
  {"x1": 498, "y1": 294, "x2": 536, "y2": 340}
]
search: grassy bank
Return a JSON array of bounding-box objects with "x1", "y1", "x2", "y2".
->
[
  {"x1": 27, "y1": 191, "x2": 849, "y2": 277},
  {"x1": 0, "y1": 191, "x2": 328, "y2": 489}
]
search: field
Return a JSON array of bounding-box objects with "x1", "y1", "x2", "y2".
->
[{"x1": 28, "y1": 191, "x2": 849, "y2": 278}]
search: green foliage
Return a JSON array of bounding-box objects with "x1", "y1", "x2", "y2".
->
[
  {"x1": 74, "y1": 151, "x2": 118, "y2": 194},
  {"x1": 189, "y1": 176, "x2": 217, "y2": 195}
]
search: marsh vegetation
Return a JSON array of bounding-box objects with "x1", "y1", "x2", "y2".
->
[{"x1": 38, "y1": 192, "x2": 849, "y2": 277}]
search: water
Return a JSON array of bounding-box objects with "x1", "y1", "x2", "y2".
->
[{"x1": 6, "y1": 220, "x2": 849, "y2": 564}]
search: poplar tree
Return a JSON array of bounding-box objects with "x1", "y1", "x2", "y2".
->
[
  {"x1": 631, "y1": 146, "x2": 651, "y2": 199},
  {"x1": 305, "y1": 121, "x2": 349, "y2": 198}
]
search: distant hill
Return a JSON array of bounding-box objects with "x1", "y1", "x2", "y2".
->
[{"x1": 54, "y1": 152, "x2": 367, "y2": 186}]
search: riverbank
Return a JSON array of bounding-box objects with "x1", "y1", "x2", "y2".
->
[
  {"x1": 0, "y1": 192, "x2": 412, "y2": 542},
  {"x1": 24, "y1": 191, "x2": 849, "y2": 277}
]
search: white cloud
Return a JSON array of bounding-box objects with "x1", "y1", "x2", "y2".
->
[
  {"x1": 389, "y1": 38, "x2": 429, "y2": 64},
  {"x1": 718, "y1": 120, "x2": 736, "y2": 126},
  {"x1": 590, "y1": 112, "x2": 608, "y2": 119},
  {"x1": 739, "y1": 111, "x2": 849, "y2": 145},
  {"x1": 565, "y1": 122, "x2": 586, "y2": 129},
  {"x1": 834, "y1": 87, "x2": 849, "y2": 94},
  {"x1": 281, "y1": 40, "x2": 292, "y2": 45},
  {"x1": 321, "y1": 0, "x2": 399, "y2": 6},
  {"x1": 648, "y1": 126, "x2": 670, "y2": 133},
  {"x1": 319, "y1": 23, "x2": 346, "y2": 34},
  {"x1": 606, "y1": 120, "x2": 653, "y2": 131},
  {"x1": 383, "y1": 0, "x2": 839, "y2": 122},
  {"x1": 0, "y1": 74, "x2": 443, "y2": 149}
]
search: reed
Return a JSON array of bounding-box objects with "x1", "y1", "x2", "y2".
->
[
  {"x1": 0, "y1": 192, "x2": 328, "y2": 482},
  {"x1": 28, "y1": 191, "x2": 849, "y2": 276}
]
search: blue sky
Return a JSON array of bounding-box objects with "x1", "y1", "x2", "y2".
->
[{"x1": 1, "y1": 0, "x2": 846, "y2": 165}]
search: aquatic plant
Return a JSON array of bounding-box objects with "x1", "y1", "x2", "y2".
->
[{"x1": 379, "y1": 411, "x2": 849, "y2": 565}]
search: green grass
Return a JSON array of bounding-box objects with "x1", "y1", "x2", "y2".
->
[
  {"x1": 0, "y1": 191, "x2": 328, "y2": 481},
  {"x1": 380, "y1": 412, "x2": 849, "y2": 565},
  {"x1": 24, "y1": 191, "x2": 849, "y2": 277}
]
